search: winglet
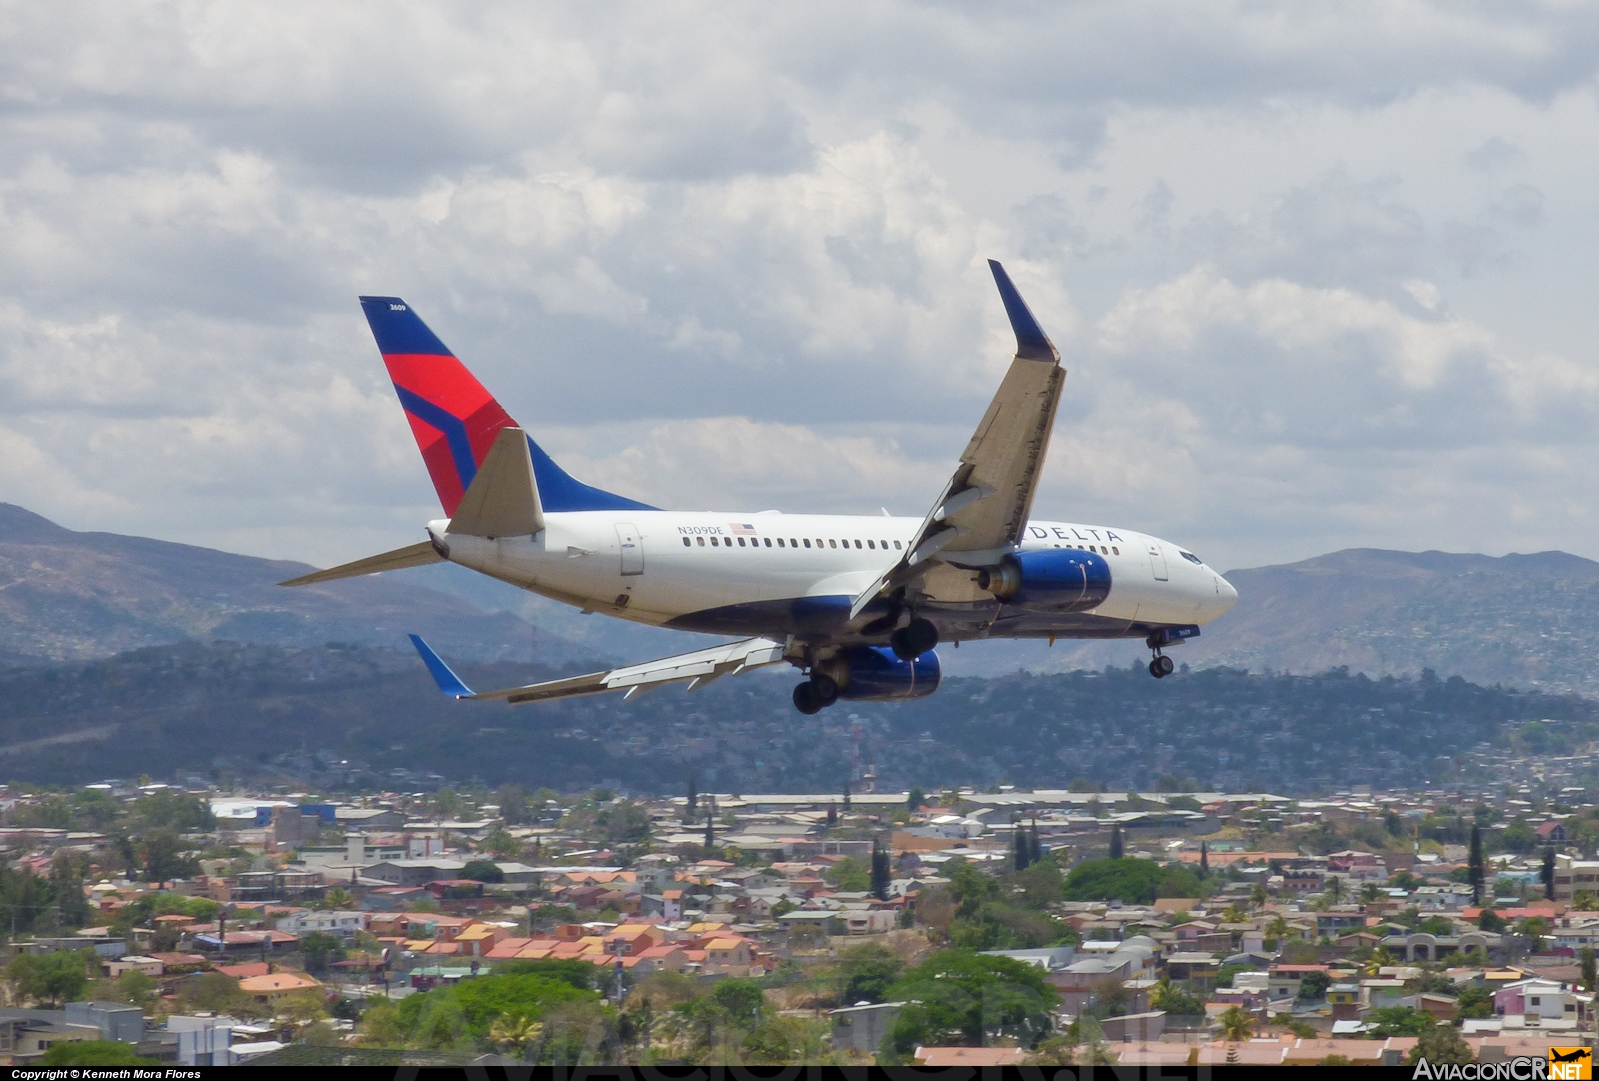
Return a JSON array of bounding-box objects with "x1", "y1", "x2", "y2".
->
[
  {"x1": 988, "y1": 260, "x2": 1058, "y2": 362},
  {"x1": 408, "y1": 634, "x2": 474, "y2": 699}
]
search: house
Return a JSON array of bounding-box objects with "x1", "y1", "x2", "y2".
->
[
  {"x1": 1493, "y1": 978, "x2": 1590, "y2": 1025},
  {"x1": 237, "y1": 972, "x2": 322, "y2": 1002},
  {"x1": 831, "y1": 1002, "x2": 905, "y2": 1053},
  {"x1": 275, "y1": 909, "x2": 369, "y2": 941},
  {"x1": 1536, "y1": 821, "x2": 1568, "y2": 844}
]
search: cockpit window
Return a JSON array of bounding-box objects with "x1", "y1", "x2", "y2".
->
[{"x1": 1179, "y1": 551, "x2": 1204, "y2": 565}]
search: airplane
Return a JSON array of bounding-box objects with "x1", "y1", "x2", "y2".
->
[{"x1": 280, "y1": 260, "x2": 1238, "y2": 714}]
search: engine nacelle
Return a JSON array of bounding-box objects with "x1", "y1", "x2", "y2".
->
[
  {"x1": 977, "y1": 548, "x2": 1112, "y2": 612},
  {"x1": 817, "y1": 645, "x2": 941, "y2": 702}
]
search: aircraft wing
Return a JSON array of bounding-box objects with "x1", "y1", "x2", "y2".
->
[
  {"x1": 851, "y1": 259, "x2": 1064, "y2": 617},
  {"x1": 408, "y1": 634, "x2": 788, "y2": 705}
]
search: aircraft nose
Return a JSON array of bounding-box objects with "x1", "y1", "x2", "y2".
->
[{"x1": 1213, "y1": 574, "x2": 1238, "y2": 615}]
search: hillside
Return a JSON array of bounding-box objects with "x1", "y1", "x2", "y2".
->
[
  {"x1": 0, "y1": 504, "x2": 594, "y2": 665},
  {"x1": 0, "y1": 641, "x2": 1589, "y2": 793},
  {"x1": 966, "y1": 548, "x2": 1599, "y2": 694}
]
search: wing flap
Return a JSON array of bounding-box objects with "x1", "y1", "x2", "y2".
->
[
  {"x1": 408, "y1": 635, "x2": 788, "y2": 706},
  {"x1": 278, "y1": 541, "x2": 444, "y2": 587}
]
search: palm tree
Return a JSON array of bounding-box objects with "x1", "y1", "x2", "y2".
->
[
  {"x1": 321, "y1": 886, "x2": 354, "y2": 910},
  {"x1": 1216, "y1": 1005, "x2": 1254, "y2": 1043},
  {"x1": 1325, "y1": 876, "x2": 1343, "y2": 904},
  {"x1": 1575, "y1": 890, "x2": 1597, "y2": 912},
  {"x1": 1360, "y1": 882, "x2": 1382, "y2": 905},
  {"x1": 1360, "y1": 946, "x2": 1397, "y2": 977},
  {"x1": 489, "y1": 1013, "x2": 543, "y2": 1055},
  {"x1": 1266, "y1": 913, "x2": 1291, "y2": 942}
]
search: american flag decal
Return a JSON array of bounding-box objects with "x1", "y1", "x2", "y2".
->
[{"x1": 730, "y1": 523, "x2": 758, "y2": 535}]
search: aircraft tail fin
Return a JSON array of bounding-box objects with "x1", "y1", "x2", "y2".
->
[{"x1": 359, "y1": 297, "x2": 657, "y2": 516}]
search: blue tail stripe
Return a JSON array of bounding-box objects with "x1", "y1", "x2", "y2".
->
[
  {"x1": 393, "y1": 386, "x2": 480, "y2": 494},
  {"x1": 409, "y1": 634, "x2": 474, "y2": 698}
]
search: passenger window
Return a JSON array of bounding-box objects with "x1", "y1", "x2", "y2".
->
[
  {"x1": 803, "y1": 539, "x2": 811, "y2": 548},
  {"x1": 867, "y1": 540, "x2": 875, "y2": 549},
  {"x1": 1112, "y1": 546, "x2": 1119, "y2": 555},
  {"x1": 764, "y1": 538, "x2": 772, "y2": 547},
  {"x1": 893, "y1": 540, "x2": 901, "y2": 549},
  {"x1": 828, "y1": 539, "x2": 837, "y2": 548},
  {"x1": 696, "y1": 536, "x2": 705, "y2": 546},
  {"x1": 683, "y1": 537, "x2": 691, "y2": 547},
  {"x1": 738, "y1": 537, "x2": 746, "y2": 547},
  {"x1": 777, "y1": 538, "x2": 785, "y2": 547},
  {"x1": 711, "y1": 536, "x2": 719, "y2": 546},
  {"x1": 854, "y1": 539, "x2": 862, "y2": 548}
]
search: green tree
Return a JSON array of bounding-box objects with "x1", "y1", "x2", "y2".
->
[
  {"x1": 1582, "y1": 946, "x2": 1596, "y2": 992},
  {"x1": 1367, "y1": 1006, "x2": 1431, "y2": 1037},
  {"x1": 496, "y1": 784, "x2": 529, "y2": 826},
  {"x1": 8, "y1": 950, "x2": 92, "y2": 1007},
  {"x1": 824, "y1": 857, "x2": 871, "y2": 893},
  {"x1": 482, "y1": 830, "x2": 520, "y2": 860},
  {"x1": 907, "y1": 787, "x2": 925, "y2": 811},
  {"x1": 302, "y1": 931, "x2": 346, "y2": 976},
  {"x1": 838, "y1": 942, "x2": 904, "y2": 1004},
  {"x1": 38, "y1": 1041, "x2": 158, "y2": 1067},
  {"x1": 1061, "y1": 858, "x2": 1167, "y2": 904},
  {"x1": 1478, "y1": 907, "x2": 1506, "y2": 932},
  {"x1": 1468, "y1": 824, "x2": 1485, "y2": 904},
  {"x1": 139, "y1": 828, "x2": 196, "y2": 884},
  {"x1": 883, "y1": 950, "x2": 1058, "y2": 1059},
  {"x1": 1108, "y1": 825, "x2": 1124, "y2": 859},
  {"x1": 1456, "y1": 985, "x2": 1494, "y2": 1020},
  {"x1": 712, "y1": 979, "x2": 765, "y2": 1026},
  {"x1": 1409, "y1": 1025, "x2": 1473, "y2": 1067},
  {"x1": 1297, "y1": 970, "x2": 1331, "y2": 1001},
  {"x1": 461, "y1": 859, "x2": 504, "y2": 883}
]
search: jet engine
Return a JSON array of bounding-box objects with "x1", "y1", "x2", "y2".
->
[
  {"x1": 976, "y1": 548, "x2": 1112, "y2": 612},
  {"x1": 815, "y1": 645, "x2": 941, "y2": 702}
]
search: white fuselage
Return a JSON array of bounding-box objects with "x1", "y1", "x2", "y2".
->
[{"x1": 430, "y1": 510, "x2": 1237, "y2": 641}]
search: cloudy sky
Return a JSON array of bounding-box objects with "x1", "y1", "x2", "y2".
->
[{"x1": 5, "y1": 1, "x2": 1599, "y2": 574}]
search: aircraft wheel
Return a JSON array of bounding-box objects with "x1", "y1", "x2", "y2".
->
[
  {"x1": 1155, "y1": 655, "x2": 1175, "y2": 676},
  {"x1": 793, "y1": 681, "x2": 824, "y2": 715},
  {"x1": 811, "y1": 673, "x2": 840, "y2": 706},
  {"x1": 891, "y1": 618, "x2": 939, "y2": 660},
  {"x1": 1148, "y1": 659, "x2": 1166, "y2": 679}
]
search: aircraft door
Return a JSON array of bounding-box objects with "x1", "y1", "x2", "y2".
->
[
  {"x1": 616, "y1": 523, "x2": 644, "y2": 576},
  {"x1": 1147, "y1": 542, "x2": 1169, "y2": 581}
]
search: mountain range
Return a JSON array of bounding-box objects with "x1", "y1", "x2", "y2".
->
[
  {"x1": 3, "y1": 502, "x2": 1596, "y2": 694},
  {"x1": 0, "y1": 503, "x2": 586, "y2": 665}
]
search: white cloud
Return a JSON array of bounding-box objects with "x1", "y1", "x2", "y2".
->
[{"x1": 0, "y1": 0, "x2": 1596, "y2": 579}]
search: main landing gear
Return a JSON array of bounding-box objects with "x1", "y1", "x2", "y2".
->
[
  {"x1": 890, "y1": 617, "x2": 938, "y2": 661},
  {"x1": 793, "y1": 673, "x2": 839, "y2": 716}
]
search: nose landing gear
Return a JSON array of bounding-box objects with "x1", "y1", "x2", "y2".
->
[{"x1": 1145, "y1": 628, "x2": 1189, "y2": 679}]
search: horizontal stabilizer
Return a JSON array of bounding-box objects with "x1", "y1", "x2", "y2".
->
[
  {"x1": 448, "y1": 427, "x2": 545, "y2": 538},
  {"x1": 408, "y1": 635, "x2": 475, "y2": 699},
  {"x1": 278, "y1": 540, "x2": 443, "y2": 587},
  {"x1": 411, "y1": 636, "x2": 787, "y2": 705}
]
